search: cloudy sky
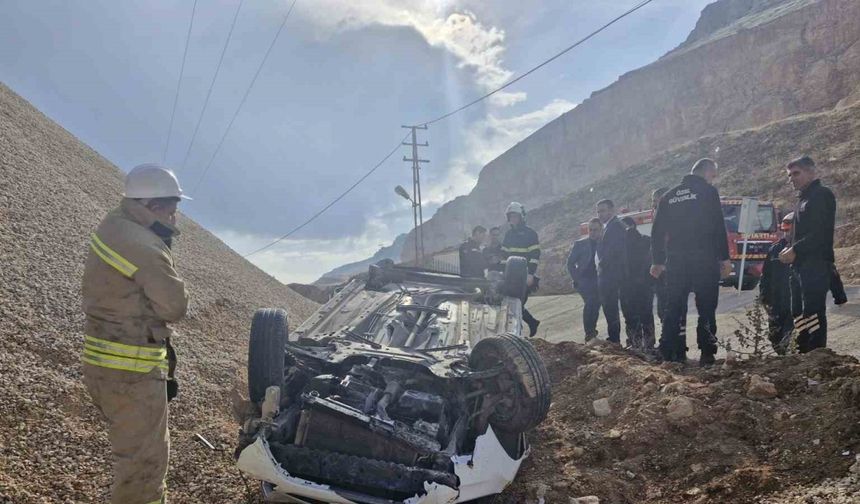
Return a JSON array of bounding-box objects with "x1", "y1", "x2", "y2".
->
[{"x1": 1, "y1": 0, "x2": 713, "y2": 283}]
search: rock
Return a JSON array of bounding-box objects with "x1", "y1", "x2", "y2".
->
[
  {"x1": 572, "y1": 446, "x2": 585, "y2": 458},
  {"x1": 666, "y1": 396, "x2": 695, "y2": 422},
  {"x1": 850, "y1": 455, "x2": 860, "y2": 474},
  {"x1": 593, "y1": 398, "x2": 612, "y2": 417},
  {"x1": 747, "y1": 375, "x2": 778, "y2": 400},
  {"x1": 691, "y1": 463, "x2": 704, "y2": 473},
  {"x1": 570, "y1": 497, "x2": 600, "y2": 504},
  {"x1": 606, "y1": 429, "x2": 623, "y2": 439}
]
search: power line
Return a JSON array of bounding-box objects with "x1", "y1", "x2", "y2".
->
[
  {"x1": 416, "y1": 0, "x2": 654, "y2": 126},
  {"x1": 241, "y1": 0, "x2": 655, "y2": 257},
  {"x1": 163, "y1": 0, "x2": 199, "y2": 163},
  {"x1": 243, "y1": 132, "x2": 411, "y2": 258},
  {"x1": 190, "y1": 0, "x2": 298, "y2": 196},
  {"x1": 179, "y1": 0, "x2": 246, "y2": 171}
]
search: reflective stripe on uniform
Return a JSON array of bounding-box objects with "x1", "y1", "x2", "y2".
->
[
  {"x1": 82, "y1": 335, "x2": 167, "y2": 373},
  {"x1": 84, "y1": 335, "x2": 167, "y2": 361},
  {"x1": 502, "y1": 244, "x2": 541, "y2": 253},
  {"x1": 90, "y1": 233, "x2": 139, "y2": 278}
]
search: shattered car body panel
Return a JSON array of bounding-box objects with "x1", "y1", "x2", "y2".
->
[{"x1": 236, "y1": 263, "x2": 548, "y2": 503}]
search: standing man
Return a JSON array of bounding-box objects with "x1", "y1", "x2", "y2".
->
[
  {"x1": 761, "y1": 212, "x2": 795, "y2": 354},
  {"x1": 652, "y1": 187, "x2": 689, "y2": 358},
  {"x1": 501, "y1": 202, "x2": 541, "y2": 337},
  {"x1": 651, "y1": 159, "x2": 731, "y2": 365},
  {"x1": 483, "y1": 226, "x2": 504, "y2": 271},
  {"x1": 567, "y1": 217, "x2": 602, "y2": 341},
  {"x1": 620, "y1": 217, "x2": 655, "y2": 351},
  {"x1": 459, "y1": 225, "x2": 488, "y2": 278},
  {"x1": 779, "y1": 156, "x2": 837, "y2": 352},
  {"x1": 82, "y1": 163, "x2": 190, "y2": 504},
  {"x1": 596, "y1": 199, "x2": 626, "y2": 344}
]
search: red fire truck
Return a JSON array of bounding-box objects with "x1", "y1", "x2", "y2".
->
[{"x1": 580, "y1": 198, "x2": 780, "y2": 290}]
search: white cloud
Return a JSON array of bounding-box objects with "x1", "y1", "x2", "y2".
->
[
  {"x1": 424, "y1": 98, "x2": 576, "y2": 204},
  {"x1": 214, "y1": 212, "x2": 409, "y2": 284},
  {"x1": 299, "y1": 1, "x2": 524, "y2": 106}
]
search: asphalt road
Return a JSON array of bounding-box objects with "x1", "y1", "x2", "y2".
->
[{"x1": 527, "y1": 286, "x2": 860, "y2": 359}]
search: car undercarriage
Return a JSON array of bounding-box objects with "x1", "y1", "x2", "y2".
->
[{"x1": 236, "y1": 260, "x2": 551, "y2": 503}]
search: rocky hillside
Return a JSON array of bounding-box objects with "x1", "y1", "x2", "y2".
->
[
  {"x1": 530, "y1": 100, "x2": 860, "y2": 294},
  {"x1": 402, "y1": 0, "x2": 860, "y2": 262},
  {"x1": 501, "y1": 339, "x2": 860, "y2": 503},
  {"x1": 0, "y1": 82, "x2": 318, "y2": 503}
]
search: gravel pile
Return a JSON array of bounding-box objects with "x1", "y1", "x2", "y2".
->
[{"x1": 0, "y1": 82, "x2": 318, "y2": 503}]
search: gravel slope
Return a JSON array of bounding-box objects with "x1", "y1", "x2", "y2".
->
[{"x1": 0, "y1": 82, "x2": 318, "y2": 503}]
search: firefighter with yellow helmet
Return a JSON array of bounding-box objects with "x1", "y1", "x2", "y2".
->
[{"x1": 81, "y1": 163, "x2": 190, "y2": 504}]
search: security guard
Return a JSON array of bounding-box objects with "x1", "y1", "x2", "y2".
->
[
  {"x1": 82, "y1": 163, "x2": 190, "y2": 504},
  {"x1": 779, "y1": 156, "x2": 837, "y2": 352},
  {"x1": 459, "y1": 225, "x2": 487, "y2": 278},
  {"x1": 651, "y1": 158, "x2": 731, "y2": 365},
  {"x1": 761, "y1": 212, "x2": 795, "y2": 354},
  {"x1": 501, "y1": 202, "x2": 541, "y2": 336}
]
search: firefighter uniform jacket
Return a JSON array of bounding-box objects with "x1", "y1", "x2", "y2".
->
[
  {"x1": 793, "y1": 179, "x2": 836, "y2": 265},
  {"x1": 458, "y1": 238, "x2": 486, "y2": 278},
  {"x1": 82, "y1": 198, "x2": 188, "y2": 381},
  {"x1": 651, "y1": 174, "x2": 730, "y2": 265},
  {"x1": 502, "y1": 224, "x2": 541, "y2": 275}
]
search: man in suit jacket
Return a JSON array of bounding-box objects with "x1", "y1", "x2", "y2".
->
[
  {"x1": 597, "y1": 199, "x2": 626, "y2": 343},
  {"x1": 567, "y1": 218, "x2": 602, "y2": 340}
]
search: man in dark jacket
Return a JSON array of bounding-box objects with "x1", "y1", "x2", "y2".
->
[
  {"x1": 651, "y1": 187, "x2": 689, "y2": 358},
  {"x1": 779, "y1": 156, "x2": 837, "y2": 352},
  {"x1": 567, "y1": 218, "x2": 602, "y2": 341},
  {"x1": 483, "y1": 226, "x2": 504, "y2": 271},
  {"x1": 597, "y1": 199, "x2": 626, "y2": 344},
  {"x1": 459, "y1": 225, "x2": 487, "y2": 278},
  {"x1": 501, "y1": 202, "x2": 541, "y2": 337},
  {"x1": 651, "y1": 158, "x2": 732, "y2": 365},
  {"x1": 620, "y1": 217, "x2": 655, "y2": 351},
  {"x1": 761, "y1": 213, "x2": 795, "y2": 354}
]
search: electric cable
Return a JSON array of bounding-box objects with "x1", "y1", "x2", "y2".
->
[
  {"x1": 190, "y1": 0, "x2": 298, "y2": 195},
  {"x1": 179, "y1": 0, "x2": 246, "y2": 171},
  {"x1": 163, "y1": 0, "x2": 199, "y2": 163}
]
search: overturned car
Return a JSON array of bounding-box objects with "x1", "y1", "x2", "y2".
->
[{"x1": 236, "y1": 258, "x2": 551, "y2": 503}]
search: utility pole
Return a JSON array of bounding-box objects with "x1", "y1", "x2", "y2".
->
[{"x1": 402, "y1": 125, "x2": 429, "y2": 267}]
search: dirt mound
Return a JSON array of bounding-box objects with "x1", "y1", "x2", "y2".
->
[
  {"x1": 497, "y1": 340, "x2": 860, "y2": 503},
  {"x1": 0, "y1": 82, "x2": 318, "y2": 502}
]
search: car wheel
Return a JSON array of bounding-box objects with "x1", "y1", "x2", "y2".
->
[
  {"x1": 248, "y1": 308, "x2": 289, "y2": 403},
  {"x1": 502, "y1": 256, "x2": 528, "y2": 301},
  {"x1": 469, "y1": 333, "x2": 551, "y2": 433}
]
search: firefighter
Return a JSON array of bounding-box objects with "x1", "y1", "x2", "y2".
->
[
  {"x1": 761, "y1": 212, "x2": 795, "y2": 354},
  {"x1": 567, "y1": 217, "x2": 602, "y2": 341},
  {"x1": 651, "y1": 187, "x2": 689, "y2": 357},
  {"x1": 620, "y1": 217, "x2": 655, "y2": 351},
  {"x1": 651, "y1": 158, "x2": 732, "y2": 365},
  {"x1": 459, "y1": 225, "x2": 488, "y2": 278},
  {"x1": 501, "y1": 202, "x2": 541, "y2": 337},
  {"x1": 596, "y1": 199, "x2": 626, "y2": 344},
  {"x1": 779, "y1": 156, "x2": 837, "y2": 352},
  {"x1": 82, "y1": 163, "x2": 190, "y2": 504}
]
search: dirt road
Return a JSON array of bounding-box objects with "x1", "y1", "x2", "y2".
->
[{"x1": 527, "y1": 286, "x2": 860, "y2": 358}]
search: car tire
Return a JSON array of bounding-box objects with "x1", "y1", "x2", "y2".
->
[
  {"x1": 469, "y1": 333, "x2": 551, "y2": 433},
  {"x1": 502, "y1": 256, "x2": 529, "y2": 301},
  {"x1": 248, "y1": 308, "x2": 289, "y2": 403}
]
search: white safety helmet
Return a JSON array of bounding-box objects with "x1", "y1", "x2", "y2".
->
[
  {"x1": 505, "y1": 201, "x2": 526, "y2": 219},
  {"x1": 124, "y1": 163, "x2": 191, "y2": 200}
]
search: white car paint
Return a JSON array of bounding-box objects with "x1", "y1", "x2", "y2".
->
[{"x1": 237, "y1": 425, "x2": 526, "y2": 503}]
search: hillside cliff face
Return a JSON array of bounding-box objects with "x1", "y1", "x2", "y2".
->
[{"x1": 403, "y1": 0, "x2": 860, "y2": 262}]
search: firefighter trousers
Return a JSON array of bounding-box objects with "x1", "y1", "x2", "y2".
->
[
  {"x1": 791, "y1": 259, "x2": 831, "y2": 353},
  {"x1": 84, "y1": 366, "x2": 169, "y2": 504},
  {"x1": 660, "y1": 255, "x2": 720, "y2": 361}
]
